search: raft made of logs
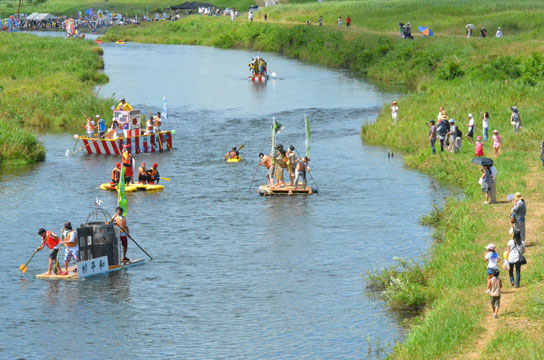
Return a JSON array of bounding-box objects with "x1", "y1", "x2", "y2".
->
[{"x1": 257, "y1": 184, "x2": 317, "y2": 196}]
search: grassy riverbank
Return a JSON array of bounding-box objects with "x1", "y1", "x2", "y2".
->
[
  {"x1": 0, "y1": 33, "x2": 110, "y2": 165},
  {"x1": 99, "y1": 6, "x2": 544, "y2": 358}
]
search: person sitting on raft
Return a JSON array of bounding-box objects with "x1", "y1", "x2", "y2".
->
[
  {"x1": 111, "y1": 162, "x2": 121, "y2": 185},
  {"x1": 37, "y1": 228, "x2": 61, "y2": 275},
  {"x1": 137, "y1": 162, "x2": 148, "y2": 184},
  {"x1": 115, "y1": 97, "x2": 133, "y2": 111},
  {"x1": 225, "y1": 147, "x2": 240, "y2": 160},
  {"x1": 146, "y1": 163, "x2": 160, "y2": 184}
]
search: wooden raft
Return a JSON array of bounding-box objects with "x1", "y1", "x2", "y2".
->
[
  {"x1": 36, "y1": 259, "x2": 145, "y2": 280},
  {"x1": 257, "y1": 184, "x2": 317, "y2": 196}
]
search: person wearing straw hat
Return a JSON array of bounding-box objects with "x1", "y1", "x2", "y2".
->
[
  {"x1": 510, "y1": 192, "x2": 526, "y2": 243},
  {"x1": 391, "y1": 101, "x2": 399, "y2": 123}
]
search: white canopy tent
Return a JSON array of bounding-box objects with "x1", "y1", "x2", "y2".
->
[{"x1": 26, "y1": 13, "x2": 58, "y2": 21}]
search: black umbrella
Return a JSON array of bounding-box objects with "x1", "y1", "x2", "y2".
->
[{"x1": 471, "y1": 157, "x2": 493, "y2": 166}]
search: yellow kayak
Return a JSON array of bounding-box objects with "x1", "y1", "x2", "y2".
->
[
  {"x1": 99, "y1": 183, "x2": 138, "y2": 192},
  {"x1": 226, "y1": 157, "x2": 243, "y2": 163},
  {"x1": 134, "y1": 183, "x2": 164, "y2": 191}
]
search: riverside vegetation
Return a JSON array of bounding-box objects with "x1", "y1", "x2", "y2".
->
[
  {"x1": 100, "y1": 2, "x2": 544, "y2": 358},
  {"x1": 0, "y1": 33, "x2": 110, "y2": 165}
]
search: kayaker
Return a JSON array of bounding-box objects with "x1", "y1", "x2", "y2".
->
[
  {"x1": 286, "y1": 145, "x2": 297, "y2": 185},
  {"x1": 225, "y1": 147, "x2": 239, "y2": 160},
  {"x1": 111, "y1": 207, "x2": 129, "y2": 262},
  {"x1": 295, "y1": 156, "x2": 310, "y2": 189},
  {"x1": 115, "y1": 97, "x2": 133, "y2": 111},
  {"x1": 137, "y1": 162, "x2": 148, "y2": 183},
  {"x1": 121, "y1": 146, "x2": 134, "y2": 184},
  {"x1": 147, "y1": 163, "x2": 160, "y2": 184},
  {"x1": 258, "y1": 153, "x2": 273, "y2": 187},
  {"x1": 153, "y1": 112, "x2": 162, "y2": 135},
  {"x1": 37, "y1": 228, "x2": 61, "y2": 275},
  {"x1": 111, "y1": 162, "x2": 121, "y2": 185},
  {"x1": 60, "y1": 221, "x2": 78, "y2": 275}
]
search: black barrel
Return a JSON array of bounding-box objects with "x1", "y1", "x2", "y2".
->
[{"x1": 77, "y1": 222, "x2": 120, "y2": 266}]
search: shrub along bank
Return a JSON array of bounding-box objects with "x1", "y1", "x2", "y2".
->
[
  {"x1": 0, "y1": 33, "x2": 111, "y2": 165},
  {"x1": 101, "y1": 12, "x2": 544, "y2": 358}
]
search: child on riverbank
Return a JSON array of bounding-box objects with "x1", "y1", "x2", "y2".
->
[
  {"x1": 487, "y1": 269, "x2": 502, "y2": 318},
  {"x1": 475, "y1": 136, "x2": 484, "y2": 157},
  {"x1": 492, "y1": 130, "x2": 501, "y2": 157},
  {"x1": 484, "y1": 243, "x2": 500, "y2": 280}
]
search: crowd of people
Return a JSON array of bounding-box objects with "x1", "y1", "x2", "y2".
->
[
  {"x1": 419, "y1": 105, "x2": 521, "y2": 156},
  {"x1": 482, "y1": 192, "x2": 527, "y2": 318},
  {"x1": 81, "y1": 98, "x2": 162, "y2": 139},
  {"x1": 110, "y1": 151, "x2": 160, "y2": 186},
  {"x1": 466, "y1": 25, "x2": 503, "y2": 38},
  {"x1": 258, "y1": 144, "x2": 310, "y2": 189}
]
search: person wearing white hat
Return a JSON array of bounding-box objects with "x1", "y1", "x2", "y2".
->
[
  {"x1": 484, "y1": 243, "x2": 500, "y2": 280},
  {"x1": 466, "y1": 113, "x2": 475, "y2": 144},
  {"x1": 496, "y1": 27, "x2": 503, "y2": 38}
]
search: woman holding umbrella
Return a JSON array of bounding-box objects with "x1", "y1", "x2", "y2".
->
[{"x1": 466, "y1": 24, "x2": 474, "y2": 38}]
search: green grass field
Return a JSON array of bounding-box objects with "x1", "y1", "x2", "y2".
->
[{"x1": 0, "y1": 33, "x2": 111, "y2": 165}]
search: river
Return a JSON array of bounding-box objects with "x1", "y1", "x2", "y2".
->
[{"x1": 0, "y1": 35, "x2": 447, "y2": 359}]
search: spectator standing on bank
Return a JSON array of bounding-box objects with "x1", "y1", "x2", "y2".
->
[
  {"x1": 346, "y1": 16, "x2": 351, "y2": 28},
  {"x1": 492, "y1": 130, "x2": 501, "y2": 157},
  {"x1": 264, "y1": 13, "x2": 267, "y2": 22},
  {"x1": 474, "y1": 136, "x2": 484, "y2": 157},
  {"x1": 437, "y1": 115, "x2": 449, "y2": 152},
  {"x1": 429, "y1": 120, "x2": 437, "y2": 155},
  {"x1": 487, "y1": 269, "x2": 502, "y2": 318},
  {"x1": 318, "y1": 16, "x2": 323, "y2": 27},
  {"x1": 391, "y1": 101, "x2": 398, "y2": 123},
  {"x1": 482, "y1": 112, "x2": 490, "y2": 143},
  {"x1": 506, "y1": 229, "x2": 526, "y2": 288},
  {"x1": 480, "y1": 165, "x2": 492, "y2": 204},
  {"x1": 489, "y1": 164, "x2": 497, "y2": 204},
  {"x1": 466, "y1": 113, "x2": 475, "y2": 144},
  {"x1": 338, "y1": 16, "x2": 342, "y2": 28},
  {"x1": 496, "y1": 27, "x2": 503, "y2": 38},
  {"x1": 510, "y1": 106, "x2": 521, "y2": 133},
  {"x1": 510, "y1": 192, "x2": 526, "y2": 243},
  {"x1": 480, "y1": 26, "x2": 487, "y2": 38}
]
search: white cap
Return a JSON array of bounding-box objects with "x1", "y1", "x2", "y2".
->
[
  {"x1": 485, "y1": 243, "x2": 496, "y2": 250},
  {"x1": 96, "y1": 114, "x2": 100, "y2": 118}
]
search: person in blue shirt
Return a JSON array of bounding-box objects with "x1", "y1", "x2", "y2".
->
[{"x1": 96, "y1": 114, "x2": 106, "y2": 138}]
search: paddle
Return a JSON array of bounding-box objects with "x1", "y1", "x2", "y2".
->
[
  {"x1": 294, "y1": 148, "x2": 321, "y2": 193},
  {"x1": 19, "y1": 242, "x2": 44, "y2": 274},
  {"x1": 159, "y1": 177, "x2": 171, "y2": 181},
  {"x1": 113, "y1": 223, "x2": 153, "y2": 260},
  {"x1": 248, "y1": 163, "x2": 260, "y2": 191}
]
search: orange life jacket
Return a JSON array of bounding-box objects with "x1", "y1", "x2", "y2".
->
[
  {"x1": 122, "y1": 152, "x2": 132, "y2": 167},
  {"x1": 112, "y1": 167, "x2": 120, "y2": 181},
  {"x1": 44, "y1": 231, "x2": 60, "y2": 249}
]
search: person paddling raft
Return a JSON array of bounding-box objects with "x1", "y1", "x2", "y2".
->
[
  {"x1": 111, "y1": 207, "x2": 130, "y2": 262},
  {"x1": 115, "y1": 97, "x2": 133, "y2": 111},
  {"x1": 225, "y1": 147, "x2": 240, "y2": 160},
  {"x1": 60, "y1": 221, "x2": 78, "y2": 275},
  {"x1": 37, "y1": 228, "x2": 61, "y2": 275},
  {"x1": 111, "y1": 162, "x2": 121, "y2": 185},
  {"x1": 146, "y1": 163, "x2": 160, "y2": 184}
]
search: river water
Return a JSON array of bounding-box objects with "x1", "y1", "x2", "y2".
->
[{"x1": 0, "y1": 35, "x2": 446, "y2": 359}]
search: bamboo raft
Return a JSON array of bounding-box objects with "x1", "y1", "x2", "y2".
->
[
  {"x1": 36, "y1": 259, "x2": 145, "y2": 280},
  {"x1": 257, "y1": 184, "x2": 316, "y2": 196}
]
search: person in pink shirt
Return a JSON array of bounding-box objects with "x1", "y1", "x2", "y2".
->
[
  {"x1": 492, "y1": 130, "x2": 501, "y2": 157},
  {"x1": 474, "y1": 136, "x2": 484, "y2": 157}
]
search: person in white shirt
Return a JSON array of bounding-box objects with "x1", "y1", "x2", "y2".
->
[
  {"x1": 484, "y1": 243, "x2": 500, "y2": 280},
  {"x1": 391, "y1": 101, "x2": 399, "y2": 123},
  {"x1": 482, "y1": 112, "x2": 490, "y2": 143},
  {"x1": 466, "y1": 113, "x2": 475, "y2": 143},
  {"x1": 496, "y1": 27, "x2": 503, "y2": 38},
  {"x1": 506, "y1": 230, "x2": 526, "y2": 288}
]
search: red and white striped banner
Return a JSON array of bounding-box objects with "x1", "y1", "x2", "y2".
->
[{"x1": 81, "y1": 131, "x2": 173, "y2": 155}]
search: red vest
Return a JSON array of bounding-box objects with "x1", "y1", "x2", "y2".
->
[{"x1": 44, "y1": 231, "x2": 60, "y2": 249}]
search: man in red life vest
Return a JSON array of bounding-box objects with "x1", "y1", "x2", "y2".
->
[
  {"x1": 37, "y1": 228, "x2": 61, "y2": 275},
  {"x1": 121, "y1": 146, "x2": 134, "y2": 184}
]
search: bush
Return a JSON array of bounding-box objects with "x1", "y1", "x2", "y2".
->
[{"x1": 436, "y1": 61, "x2": 464, "y2": 80}]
